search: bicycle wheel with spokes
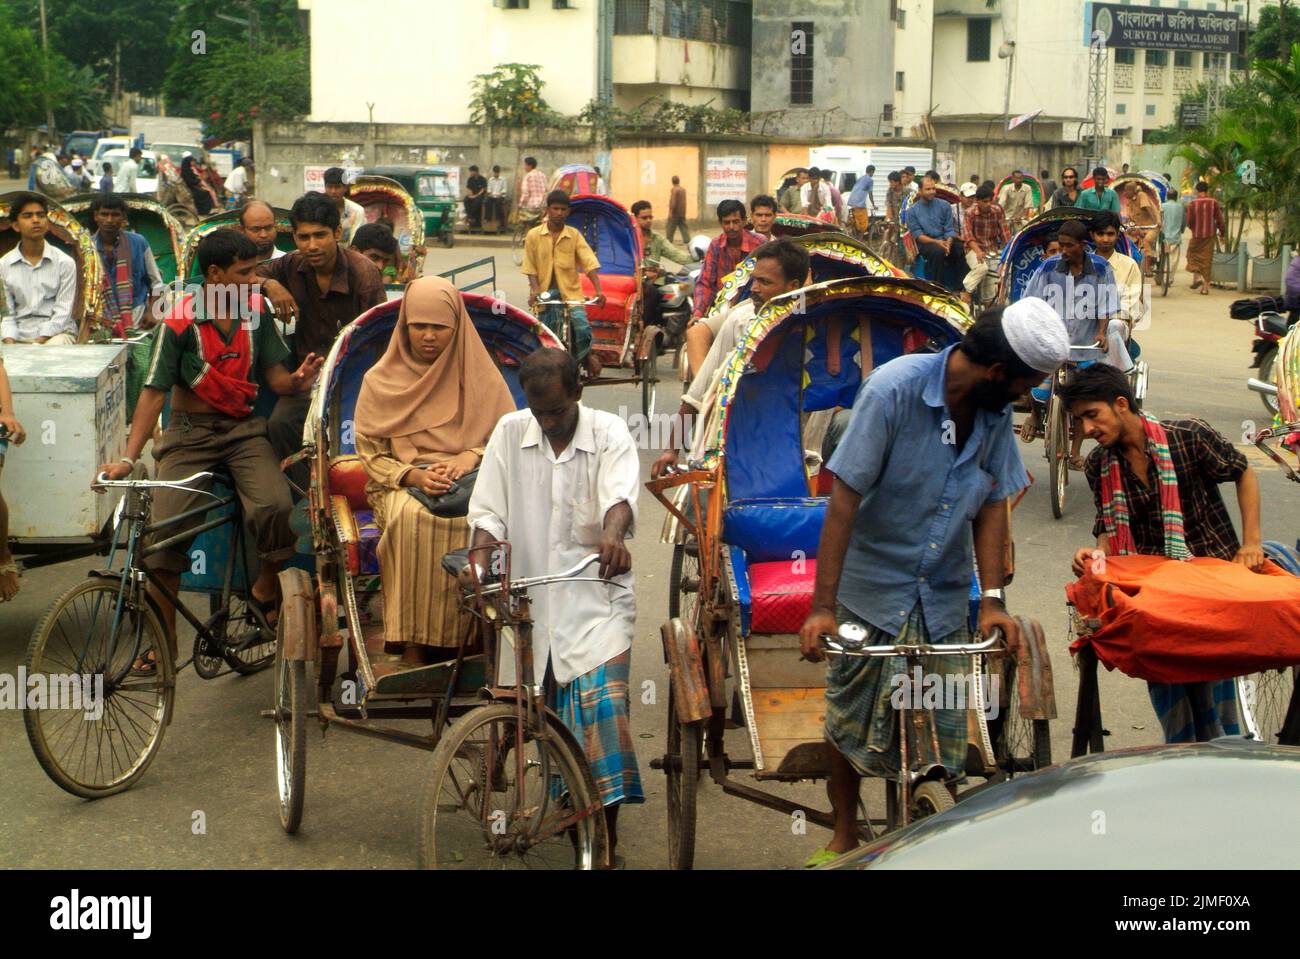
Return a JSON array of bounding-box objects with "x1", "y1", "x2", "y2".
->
[
  {"x1": 988, "y1": 656, "x2": 1052, "y2": 772},
  {"x1": 24, "y1": 579, "x2": 175, "y2": 798},
  {"x1": 274, "y1": 618, "x2": 309, "y2": 834},
  {"x1": 1046, "y1": 393, "x2": 1067, "y2": 519},
  {"x1": 668, "y1": 538, "x2": 701, "y2": 624},
  {"x1": 417, "y1": 702, "x2": 610, "y2": 869},
  {"x1": 1238, "y1": 667, "x2": 1299, "y2": 745}
]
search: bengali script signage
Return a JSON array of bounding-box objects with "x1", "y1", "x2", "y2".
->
[{"x1": 1084, "y1": 2, "x2": 1241, "y2": 52}]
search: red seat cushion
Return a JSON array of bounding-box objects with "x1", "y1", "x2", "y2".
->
[
  {"x1": 748, "y1": 559, "x2": 818, "y2": 634},
  {"x1": 328, "y1": 455, "x2": 369, "y2": 512},
  {"x1": 580, "y1": 273, "x2": 638, "y2": 323}
]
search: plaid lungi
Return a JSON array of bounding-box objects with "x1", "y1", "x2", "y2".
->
[
  {"x1": 551, "y1": 650, "x2": 645, "y2": 808},
  {"x1": 1147, "y1": 679, "x2": 1240, "y2": 744},
  {"x1": 824, "y1": 603, "x2": 972, "y2": 780}
]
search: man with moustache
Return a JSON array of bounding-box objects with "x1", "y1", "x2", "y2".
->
[
  {"x1": 797, "y1": 299, "x2": 1069, "y2": 866},
  {"x1": 238, "y1": 200, "x2": 286, "y2": 262}
]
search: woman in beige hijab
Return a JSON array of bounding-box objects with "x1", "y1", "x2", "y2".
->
[{"x1": 354, "y1": 276, "x2": 516, "y2": 665}]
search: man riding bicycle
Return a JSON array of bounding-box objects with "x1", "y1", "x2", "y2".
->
[{"x1": 95, "y1": 230, "x2": 323, "y2": 670}]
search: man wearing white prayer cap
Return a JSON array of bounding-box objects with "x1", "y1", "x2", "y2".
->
[{"x1": 795, "y1": 301, "x2": 1058, "y2": 867}]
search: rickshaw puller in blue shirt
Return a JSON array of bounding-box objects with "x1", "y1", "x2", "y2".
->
[{"x1": 797, "y1": 298, "x2": 1070, "y2": 865}]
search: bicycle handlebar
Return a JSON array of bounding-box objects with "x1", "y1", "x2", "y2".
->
[
  {"x1": 471, "y1": 553, "x2": 630, "y2": 598},
  {"x1": 820, "y1": 624, "x2": 1004, "y2": 658},
  {"x1": 93, "y1": 469, "x2": 215, "y2": 492}
]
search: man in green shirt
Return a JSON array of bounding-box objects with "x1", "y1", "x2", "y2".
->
[
  {"x1": 1077, "y1": 166, "x2": 1121, "y2": 214},
  {"x1": 632, "y1": 199, "x2": 691, "y2": 336},
  {"x1": 95, "y1": 230, "x2": 323, "y2": 668}
]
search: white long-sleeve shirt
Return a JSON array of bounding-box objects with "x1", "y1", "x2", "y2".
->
[
  {"x1": 1, "y1": 241, "x2": 78, "y2": 341},
  {"x1": 468, "y1": 404, "x2": 640, "y2": 685}
]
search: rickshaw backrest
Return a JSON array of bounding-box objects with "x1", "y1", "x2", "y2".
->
[
  {"x1": 724, "y1": 309, "x2": 917, "y2": 502},
  {"x1": 567, "y1": 195, "x2": 638, "y2": 277},
  {"x1": 723, "y1": 497, "x2": 827, "y2": 561}
]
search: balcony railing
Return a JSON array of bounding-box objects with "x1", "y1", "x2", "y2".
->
[
  {"x1": 1173, "y1": 66, "x2": 1195, "y2": 92},
  {"x1": 1114, "y1": 62, "x2": 1135, "y2": 92},
  {"x1": 614, "y1": 0, "x2": 752, "y2": 46},
  {"x1": 1144, "y1": 63, "x2": 1165, "y2": 92}
]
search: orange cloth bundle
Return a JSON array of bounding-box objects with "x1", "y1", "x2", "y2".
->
[{"x1": 1066, "y1": 554, "x2": 1300, "y2": 683}]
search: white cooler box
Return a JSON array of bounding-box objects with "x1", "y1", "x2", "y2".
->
[{"x1": 3, "y1": 344, "x2": 127, "y2": 542}]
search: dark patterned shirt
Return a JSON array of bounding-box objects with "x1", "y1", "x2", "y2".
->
[{"x1": 1083, "y1": 419, "x2": 1248, "y2": 561}]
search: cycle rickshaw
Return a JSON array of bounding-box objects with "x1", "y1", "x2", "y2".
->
[
  {"x1": 180, "y1": 205, "x2": 296, "y2": 279},
  {"x1": 996, "y1": 208, "x2": 1150, "y2": 519},
  {"x1": 534, "y1": 193, "x2": 663, "y2": 418},
  {"x1": 645, "y1": 275, "x2": 1057, "y2": 869},
  {"x1": 346, "y1": 174, "x2": 428, "y2": 293},
  {"x1": 268, "y1": 291, "x2": 616, "y2": 868},
  {"x1": 64, "y1": 192, "x2": 188, "y2": 285}
]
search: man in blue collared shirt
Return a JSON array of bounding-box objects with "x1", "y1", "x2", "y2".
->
[
  {"x1": 906, "y1": 175, "x2": 966, "y2": 292},
  {"x1": 798, "y1": 302, "x2": 1068, "y2": 863},
  {"x1": 846, "y1": 164, "x2": 876, "y2": 236}
]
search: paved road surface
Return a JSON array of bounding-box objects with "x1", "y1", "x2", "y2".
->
[{"x1": 1, "y1": 245, "x2": 1294, "y2": 869}]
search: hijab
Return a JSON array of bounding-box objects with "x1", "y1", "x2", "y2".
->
[{"x1": 354, "y1": 276, "x2": 515, "y2": 464}]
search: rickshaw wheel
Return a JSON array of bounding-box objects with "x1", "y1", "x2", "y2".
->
[
  {"x1": 215, "y1": 592, "x2": 276, "y2": 675},
  {"x1": 986, "y1": 654, "x2": 1052, "y2": 772},
  {"x1": 1239, "y1": 665, "x2": 1299, "y2": 745},
  {"x1": 666, "y1": 688, "x2": 701, "y2": 870},
  {"x1": 668, "y1": 538, "x2": 701, "y2": 623},
  {"x1": 24, "y1": 579, "x2": 175, "y2": 799},
  {"x1": 418, "y1": 702, "x2": 609, "y2": 870},
  {"x1": 910, "y1": 781, "x2": 955, "y2": 819},
  {"x1": 1046, "y1": 393, "x2": 1067, "y2": 519},
  {"x1": 640, "y1": 336, "x2": 660, "y2": 420},
  {"x1": 274, "y1": 617, "x2": 308, "y2": 834},
  {"x1": 1257, "y1": 349, "x2": 1280, "y2": 417}
]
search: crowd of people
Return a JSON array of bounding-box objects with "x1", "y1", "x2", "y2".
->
[{"x1": 2, "y1": 144, "x2": 1294, "y2": 870}]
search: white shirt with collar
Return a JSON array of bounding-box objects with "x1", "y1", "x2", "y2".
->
[
  {"x1": 114, "y1": 158, "x2": 139, "y2": 193},
  {"x1": 1, "y1": 241, "x2": 78, "y2": 341},
  {"x1": 340, "y1": 197, "x2": 366, "y2": 246},
  {"x1": 468, "y1": 403, "x2": 640, "y2": 685}
]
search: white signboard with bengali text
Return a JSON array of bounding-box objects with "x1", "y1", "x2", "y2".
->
[
  {"x1": 705, "y1": 156, "x2": 747, "y2": 206},
  {"x1": 304, "y1": 165, "x2": 328, "y2": 193}
]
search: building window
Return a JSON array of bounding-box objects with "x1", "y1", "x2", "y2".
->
[
  {"x1": 883, "y1": 103, "x2": 894, "y2": 121},
  {"x1": 1116, "y1": 103, "x2": 1127, "y2": 114},
  {"x1": 494, "y1": 0, "x2": 529, "y2": 7},
  {"x1": 894, "y1": 126, "x2": 904, "y2": 138},
  {"x1": 1232, "y1": 54, "x2": 1247, "y2": 70},
  {"x1": 791, "y1": 21, "x2": 814, "y2": 105},
  {"x1": 1175, "y1": 51, "x2": 1192, "y2": 68},
  {"x1": 896, "y1": 71, "x2": 905, "y2": 91},
  {"x1": 897, "y1": 9, "x2": 906, "y2": 28},
  {"x1": 1115, "y1": 48, "x2": 1135, "y2": 65},
  {"x1": 614, "y1": 0, "x2": 753, "y2": 46},
  {"x1": 1147, "y1": 50, "x2": 1168, "y2": 66},
  {"x1": 1146, "y1": 104, "x2": 1156, "y2": 115},
  {"x1": 967, "y1": 18, "x2": 991, "y2": 62},
  {"x1": 553, "y1": 0, "x2": 574, "y2": 7}
]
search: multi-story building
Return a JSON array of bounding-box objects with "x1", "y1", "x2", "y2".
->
[
  {"x1": 753, "y1": 0, "x2": 1275, "y2": 154},
  {"x1": 296, "y1": 0, "x2": 750, "y2": 125}
]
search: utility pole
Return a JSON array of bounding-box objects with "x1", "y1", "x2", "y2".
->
[
  {"x1": 1086, "y1": 34, "x2": 1109, "y2": 170},
  {"x1": 38, "y1": 0, "x2": 55, "y2": 138}
]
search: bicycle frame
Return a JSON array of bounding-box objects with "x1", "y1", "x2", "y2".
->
[{"x1": 88, "y1": 478, "x2": 252, "y2": 676}]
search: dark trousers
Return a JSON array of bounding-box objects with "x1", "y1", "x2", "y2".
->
[
  {"x1": 464, "y1": 195, "x2": 484, "y2": 229},
  {"x1": 666, "y1": 216, "x2": 689, "y2": 244},
  {"x1": 144, "y1": 412, "x2": 294, "y2": 574},
  {"x1": 267, "y1": 390, "x2": 313, "y2": 495},
  {"x1": 919, "y1": 237, "x2": 966, "y2": 293},
  {"x1": 484, "y1": 195, "x2": 507, "y2": 232}
]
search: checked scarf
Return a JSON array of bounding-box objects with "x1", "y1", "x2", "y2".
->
[
  {"x1": 97, "y1": 231, "x2": 136, "y2": 337},
  {"x1": 1099, "y1": 413, "x2": 1191, "y2": 560}
]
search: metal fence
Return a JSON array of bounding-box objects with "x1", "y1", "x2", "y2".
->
[{"x1": 614, "y1": 0, "x2": 752, "y2": 47}]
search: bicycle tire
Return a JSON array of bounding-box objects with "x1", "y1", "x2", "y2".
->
[
  {"x1": 665, "y1": 688, "x2": 701, "y2": 870},
  {"x1": 417, "y1": 702, "x2": 610, "y2": 869},
  {"x1": 1047, "y1": 393, "x2": 1067, "y2": 519},
  {"x1": 641, "y1": 335, "x2": 659, "y2": 420},
  {"x1": 24, "y1": 579, "x2": 175, "y2": 799},
  {"x1": 212, "y1": 592, "x2": 276, "y2": 676},
  {"x1": 273, "y1": 620, "x2": 308, "y2": 834}
]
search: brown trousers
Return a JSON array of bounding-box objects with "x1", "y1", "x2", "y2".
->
[{"x1": 144, "y1": 411, "x2": 295, "y2": 574}]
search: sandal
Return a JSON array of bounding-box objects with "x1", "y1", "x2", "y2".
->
[
  {"x1": 0, "y1": 560, "x2": 19, "y2": 603},
  {"x1": 804, "y1": 846, "x2": 845, "y2": 869},
  {"x1": 1019, "y1": 414, "x2": 1039, "y2": 444},
  {"x1": 131, "y1": 649, "x2": 158, "y2": 676}
]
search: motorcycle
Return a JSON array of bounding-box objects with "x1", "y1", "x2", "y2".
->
[
  {"x1": 645, "y1": 255, "x2": 702, "y2": 354},
  {"x1": 1236, "y1": 297, "x2": 1297, "y2": 415}
]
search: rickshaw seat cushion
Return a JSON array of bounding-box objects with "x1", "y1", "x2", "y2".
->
[
  {"x1": 329, "y1": 492, "x2": 381, "y2": 577},
  {"x1": 328, "y1": 454, "x2": 370, "y2": 512},
  {"x1": 581, "y1": 274, "x2": 638, "y2": 321},
  {"x1": 722, "y1": 497, "x2": 827, "y2": 562},
  {"x1": 746, "y1": 559, "x2": 819, "y2": 634}
]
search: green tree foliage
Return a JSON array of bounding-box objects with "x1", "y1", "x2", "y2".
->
[
  {"x1": 0, "y1": 13, "x2": 51, "y2": 129},
  {"x1": 1248, "y1": 2, "x2": 1300, "y2": 62},
  {"x1": 1172, "y1": 44, "x2": 1300, "y2": 255},
  {"x1": 44, "y1": 0, "x2": 177, "y2": 98},
  {"x1": 161, "y1": 0, "x2": 309, "y2": 141},
  {"x1": 469, "y1": 64, "x2": 566, "y2": 128}
]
